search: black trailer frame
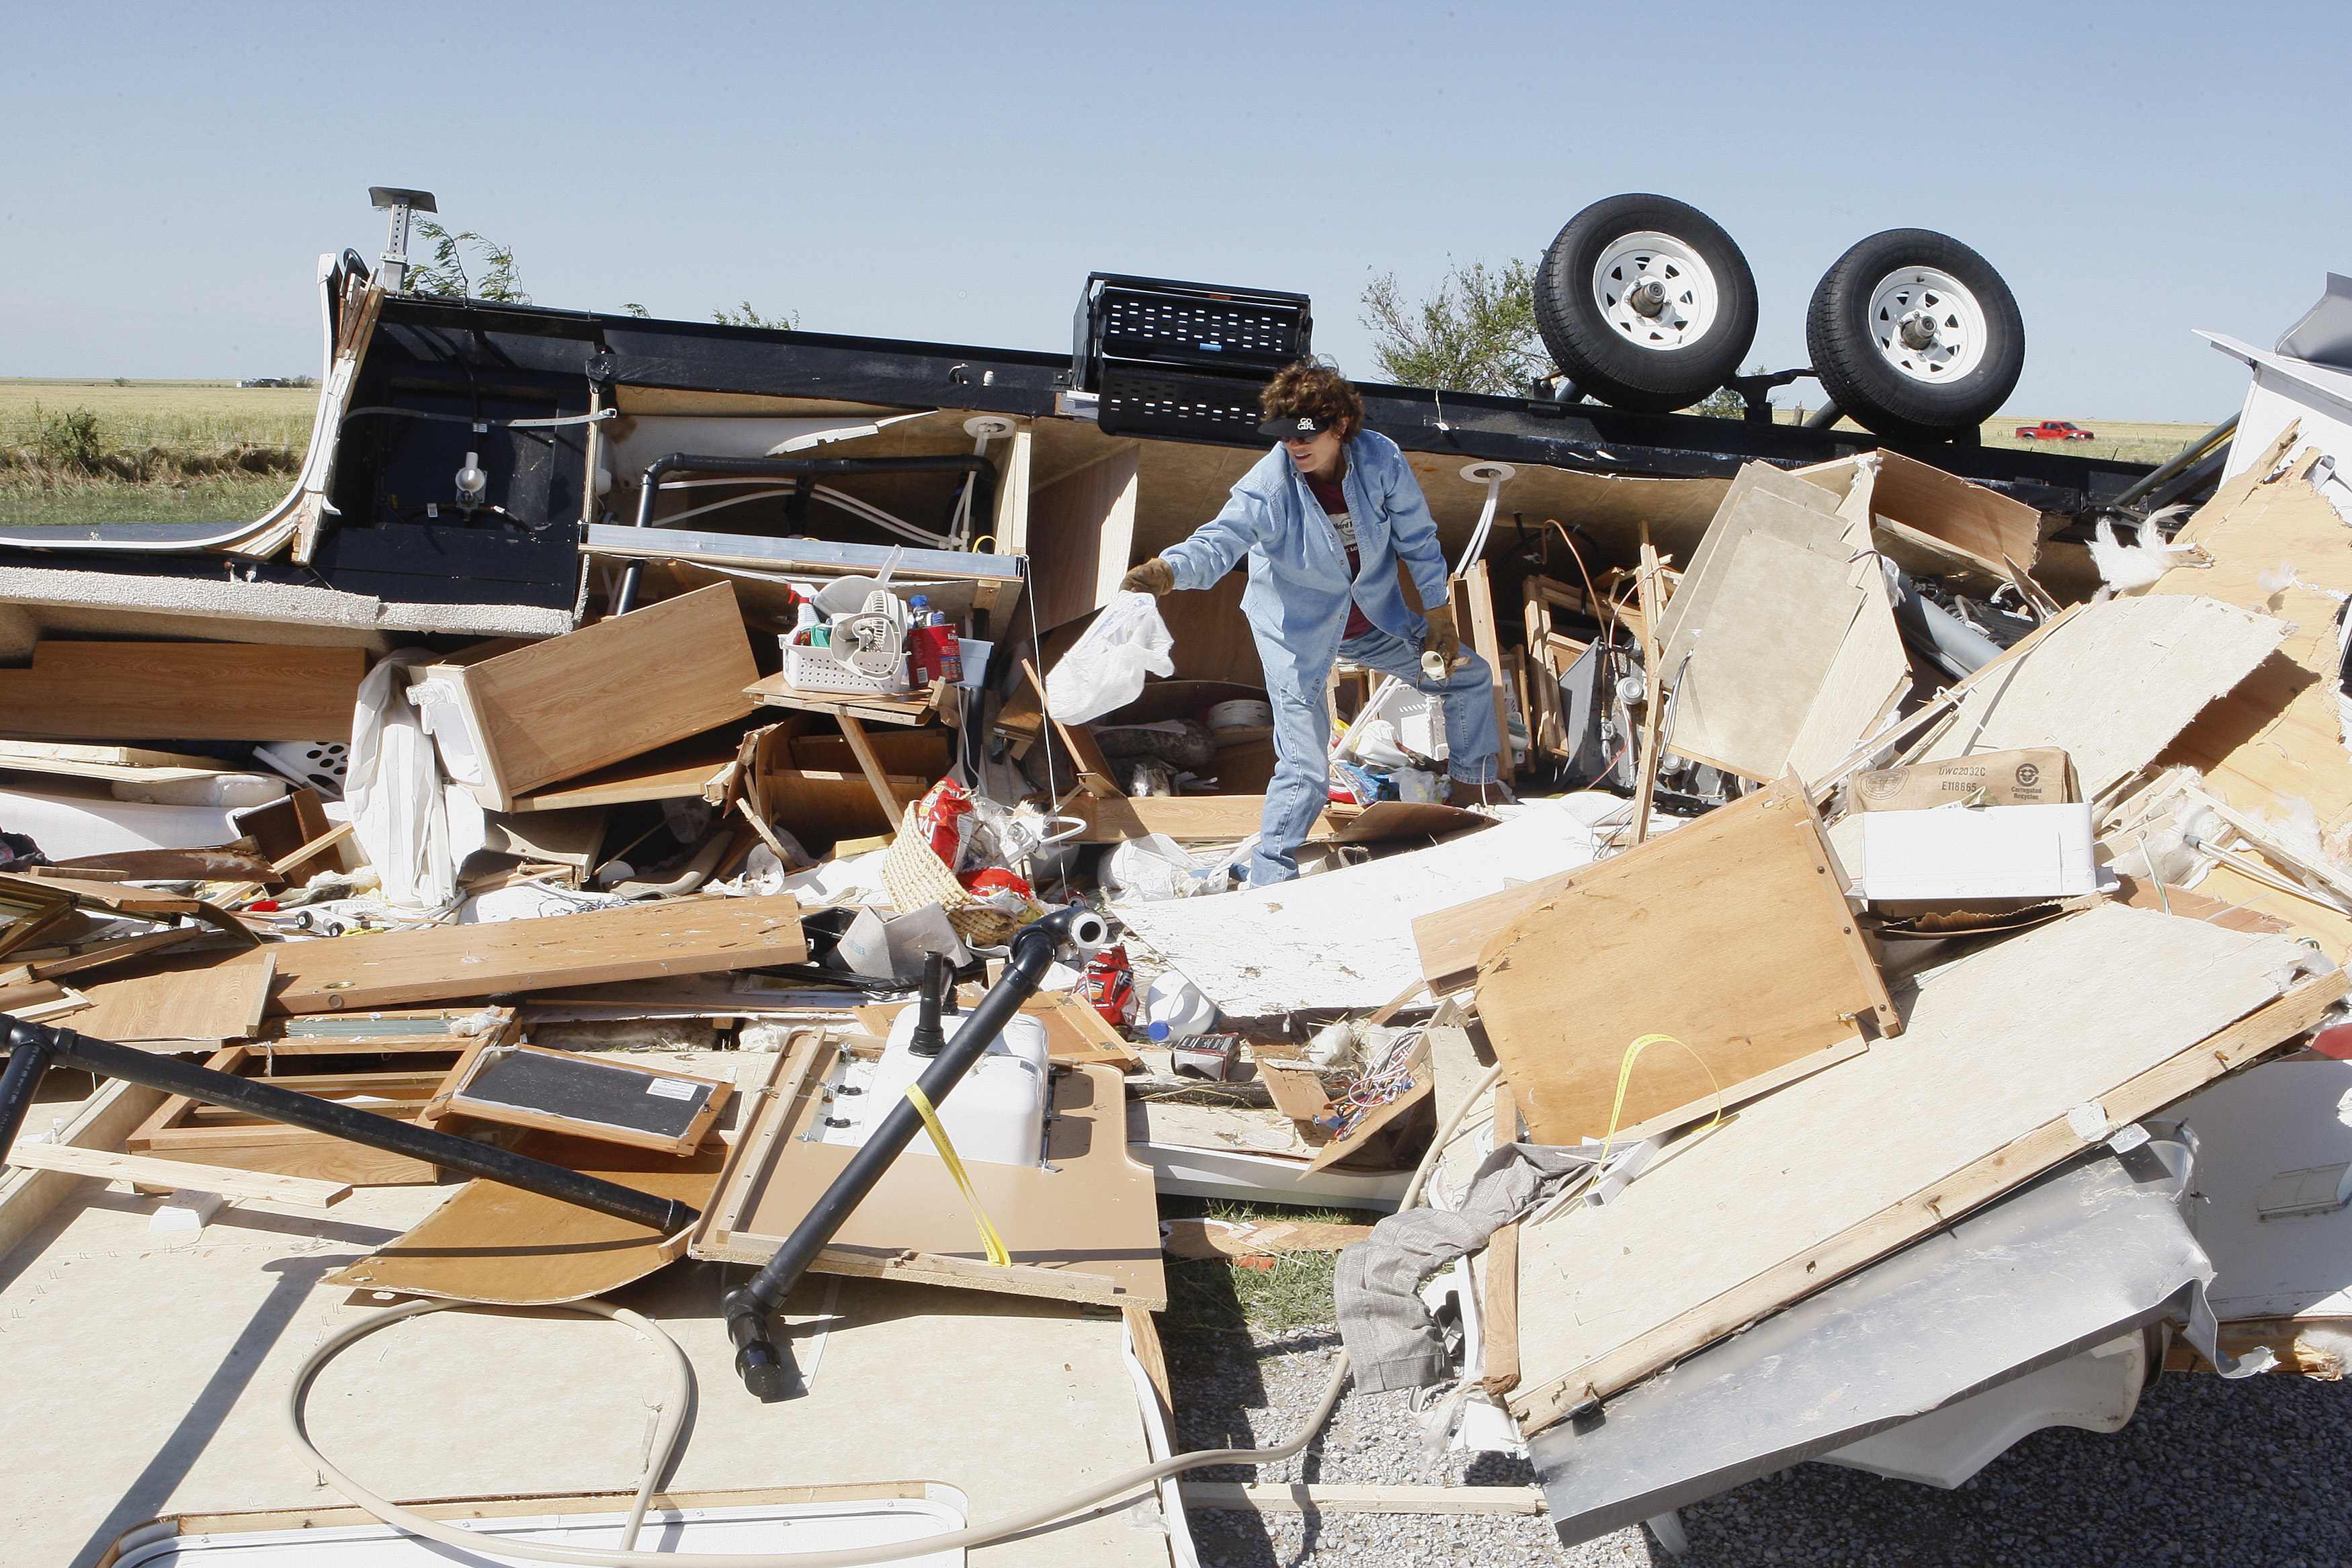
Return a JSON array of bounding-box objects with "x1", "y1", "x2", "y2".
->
[{"x1": 0, "y1": 277, "x2": 2155, "y2": 610}]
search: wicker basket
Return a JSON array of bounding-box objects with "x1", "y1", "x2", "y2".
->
[{"x1": 882, "y1": 802, "x2": 1036, "y2": 949}]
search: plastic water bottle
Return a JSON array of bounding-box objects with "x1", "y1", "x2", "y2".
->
[{"x1": 1142, "y1": 972, "x2": 1218, "y2": 1044}]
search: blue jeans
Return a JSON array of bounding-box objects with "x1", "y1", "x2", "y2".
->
[{"x1": 1247, "y1": 623, "x2": 1503, "y2": 886}]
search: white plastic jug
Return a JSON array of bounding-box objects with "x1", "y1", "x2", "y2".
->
[{"x1": 1142, "y1": 971, "x2": 1218, "y2": 1045}]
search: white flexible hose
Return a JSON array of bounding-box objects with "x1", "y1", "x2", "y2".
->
[{"x1": 283, "y1": 1063, "x2": 1507, "y2": 1566}]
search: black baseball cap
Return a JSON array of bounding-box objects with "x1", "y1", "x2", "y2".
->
[{"x1": 1259, "y1": 412, "x2": 1331, "y2": 443}]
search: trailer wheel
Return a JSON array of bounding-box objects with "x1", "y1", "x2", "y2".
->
[
  {"x1": 1806, "y1": 228, "x2": 2024, "y2": 440},
  {"x1": 1534, "y1": 194, "x2": 1759, "y2": 414}
]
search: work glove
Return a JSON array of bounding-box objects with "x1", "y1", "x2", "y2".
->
[
  {"x1": 1420, "y1": 603, "x2": 1461, "y2": 670},
  {"x1": 1119, "y1": 557, "x2": 1176, "y2": 597}
]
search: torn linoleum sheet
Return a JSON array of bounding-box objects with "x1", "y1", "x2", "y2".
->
[{"x1": 1114, "y1": 795, "x2": 1618, "y2": 1017}]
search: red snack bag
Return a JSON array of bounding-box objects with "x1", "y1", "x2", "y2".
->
[
  {"x1": 912, "y1": 778, "x2": 974, "y2": 869},
  {"x1": 958, "y1": 866, "x2": 1033, "y2": 899},
  {"x1": 1084, "y1": 943, "x2": 1138, "y2": 1028}
]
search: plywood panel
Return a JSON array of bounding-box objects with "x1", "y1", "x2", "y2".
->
[
  {"x1": 1509, "y1": 905, "x2": 2332, "y2": 1432},
  {"x1": 328, "y1": 1135, "x2": 720, "y2": 1305},
  {"x1": 1783, "y1": 568, "x2": 1912, "y2": 787},
  {"x1": 70, "y1": 945, "x2": 275, "y2": 1043},
  {"x1": 1473, "y1": 778, "x2": 1894, "y2": 1143},
  {"x1": 438, "y1": 584, "x2": 759, "y2": 807},
  {"x1": 0, "y1": 641, "x2": 364, "y2": 742},
  {"x1": 269, "y1": 896, "x2": 806, "y2": 1014},
  {"x1": 1657, "y1": 463, "x2": 1845, "y2": 654},
  {"x1": 1665, "y1": 530, "x2": 1863, "y2": 781},
  {"x1": 692, "y1": 1035, "x2": 1165, "y2": 1307}
]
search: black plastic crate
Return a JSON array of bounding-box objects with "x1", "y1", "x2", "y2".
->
[
  {"x1": 1075, "y1": 273, "x2": 1310, "y2": 389},
  {"x1": 1097, "y1": 364, "x2": 1273, "y2": 443}
]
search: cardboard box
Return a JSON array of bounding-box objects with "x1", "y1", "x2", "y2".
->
[
  {"x1": 1856, "y1": 801, "x2": 2098, "y2": 902},
  {"x1": 1847, "y1": 748, "x2": 2076, "y2": 814}
]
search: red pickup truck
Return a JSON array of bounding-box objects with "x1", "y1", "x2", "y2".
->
[{"x1": 2014, "y1": 419, "x2": 2095, "y2": 440}]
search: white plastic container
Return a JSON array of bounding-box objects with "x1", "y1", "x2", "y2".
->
[
  {"x1": 865, "y1": 1006, "x2": 1051, "y2": 1168},
  {"x1": 1143, "y1": 971, "x2": 1219, "y2": 1044},
  {"x1": 1855, "y1": 801, "x2": 2098, "y2": 902}
]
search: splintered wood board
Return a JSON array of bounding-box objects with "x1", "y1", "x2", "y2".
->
[
  {"x1": 4, "y1": 1143, "x2": 350, "y2": 1210},
  {"x1": 0, "y1": 738, "x2": 236, "y2": 784},
  {"x1": 1509, "y1": 904, "x2": 2338, "y2": 1434},
  {"x1": 691, "y1": 1034, "x2": 1165, "y2": 1308},
  {"x1": 1474, "y1": 778, "x2": 1894, "y2": 1144},
  {"x1": 268, "y1": 896, "x2": 806, "y2": 1014},
  {"x1": 439, "y1": 583, "x2": 760, "y2": 806},
  {"x1": 1116, "y1": 803, "x2": 1606, "y2": 1017},
  {"x1": 1917, "y1": 594, "x2": 2288, "y2": 799},
  {"x1": 0, "y1": 641, "x2": 364, "y2": 742},
  {"x1": 2149, "y1": 449, "x2": 2352, "y2": 953},
  {"x1": 0, "y1": 1080, "x2": 168, "y2": 1265},
  {"x1": 69, "y1": 945, "x2": 275, "y2": 1043}
]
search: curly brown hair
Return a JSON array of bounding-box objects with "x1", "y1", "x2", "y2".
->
[{"x1": 1260, "y1": 360, "x2": 1363, "y2": 440}]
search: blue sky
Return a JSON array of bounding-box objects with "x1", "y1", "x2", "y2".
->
[{"x1": 5, "y1": 1, "x2": 2341, "y2": 421}]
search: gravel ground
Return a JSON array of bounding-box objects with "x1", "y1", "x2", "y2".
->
[{"x1": 1165, "y1": 1321, "x2": 2352, "y2": 1568}]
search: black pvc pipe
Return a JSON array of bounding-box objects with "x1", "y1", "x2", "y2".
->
[
  {"x1": 0, "y1": 1028, "x2": 56, "y2": 1160},
  {"x1": 0, "y1": 1018, "x2": 696, "y2": 1235},
  {"x1": 614, "y1": 451, "x2": 999, "y2": 613},
  {"x1": 721, "y1": 906, "x2": 1100, "y2": 1399}
]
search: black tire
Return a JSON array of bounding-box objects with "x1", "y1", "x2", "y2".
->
[
  {"x1": 1806, "y1": 228, "x2": 2024, "y2": 440},
  {"x1": 1533, "y1": 193, "x2": 1759, "y2": 414}
]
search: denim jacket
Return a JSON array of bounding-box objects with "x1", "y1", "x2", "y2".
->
[{"x1": 1159, "y1": 429, "x2": 1450, "y2": 658}]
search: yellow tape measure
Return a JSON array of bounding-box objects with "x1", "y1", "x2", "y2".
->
[
  {"x1": 903, "y1": 1082, "x2": 1012, "y2": 1268},
  {"x1": 1592, "y1": 1033, "x2": 1726, "y2": 1172}
]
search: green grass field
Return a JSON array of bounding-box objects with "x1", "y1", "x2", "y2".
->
[
  {"x1": 0, "y1": 379, "x2": 312, "y2": 527},
  {"x1": 1774, "y1": 408, "x2": 2209, "y2": 468},
  {"x1": 0, "y1": 378, "x2": 316, "y2": 453}
]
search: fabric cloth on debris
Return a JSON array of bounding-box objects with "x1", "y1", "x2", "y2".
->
[
  {"x1": 1157, "y1": 429, "x2": 1501, "y2": 886},
  {"x1": 1335, "y1": 1143, "x2": 1590, "y2": 1393},
  {"x1": 348, "y1": 650, "x2": 482, "y2": 916}
]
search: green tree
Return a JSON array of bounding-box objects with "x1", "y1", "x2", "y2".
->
[
  {"x1": 711, "y1": 301, "x2": 798, "y2": 330},
  {"x1": 407, "y1": 220, "x2": 530, "y2": 303},
  {"x1": 1360, "y1": 259, "x2": 1546, "y2": 396},
  {"x1": 1682, "y1": 365, "x2": 1769, "y2": 420}
]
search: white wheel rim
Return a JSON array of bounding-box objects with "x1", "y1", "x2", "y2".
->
[
  {"x1": 1865, "y1": 266, "x2": 1987, "y2": 383},
  {"x1": 1592, "y1": 231, "x2": 1720, "y2": 352}
]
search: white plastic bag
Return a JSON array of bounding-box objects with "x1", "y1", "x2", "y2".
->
[
  {"x1": 1046, "y1": 591, "x2": 1175, "y2": 723},
  {"x1": 1099, "y1": 832, "x2": 1226, "y2": 902}
]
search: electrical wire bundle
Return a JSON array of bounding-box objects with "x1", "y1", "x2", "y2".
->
[{"x1": 1316, "y1": 1022, "x2": 1426, "y2": 1139}]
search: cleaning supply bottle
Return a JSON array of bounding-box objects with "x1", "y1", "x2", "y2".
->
[{"x1": 1142, "y1": 971, "x2": 1218, "y2": 1045}]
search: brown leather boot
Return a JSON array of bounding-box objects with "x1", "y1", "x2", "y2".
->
[{"x1": 1447, "y1": 777, "x2": 1517, "y2": 809}]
